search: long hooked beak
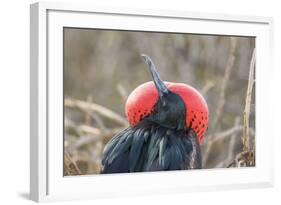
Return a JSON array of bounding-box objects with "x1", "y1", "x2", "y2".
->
[{"x1": 141, "y1": 54, "x2": 169, "y2": 98}]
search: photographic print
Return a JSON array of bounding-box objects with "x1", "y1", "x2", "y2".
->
[{"x1": 63, "y1": 28, "x2": 255, "y2": 176}]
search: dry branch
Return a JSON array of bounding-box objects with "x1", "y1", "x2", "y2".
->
[
  {"x1": 226, "y1": 48, "x2": 256, "y2": 168},
  {"x1": 65, "y1": 97, "x2": 128, "y2": 126},
  {"x1": 117, "y1": 83, "x2": 129, "y2": 102},
  {"x1": 64, "y1": 151, "x2": 82, "y2": 175},
  {"x1": 207, "y1": 126, "x2": 255, "y2": 145},
  {"x1": 215, "y1": 117, "x2": 240, "y2": 168},
  {"x1": 212, "y1": 37, "x2": 237, "y2": 131},
  {"x1": 203, "y1": 38, "x2": 237, "y2": 166},
  {"x1": 92, "y1": 113, "x2": 107, "y2": 132},
  {"x1": 65, "y1": 117, "x2": 125, "y2": 139},
  {"x1": 243, "y1": 48, "x2": 256, "y2": 151},
  {"x1": 201, "y1": 81, "x2": 215, "y2": 95},
  {"x1": 226, "y1": 117, "x2": 240, "y2": 163},
  {"x1": 208, "y1": 125, "x2": 242, "y2": 144},
  {"x1": 203, "y1": 125, "x2": 241, "y2": 166},
  {"x1": 226, "y1": 150, "x2": 255, "y2": 168},
  {"x1": 203, "y1": 125, "x2": 255, "y2": 167},
  {"x1": 85, "y1": 95, "x2": 93, "y2": 125},
  {"x1": 72, "y1": 135, "x2": 100, "y2": 149},
  {"x1": 78, "y1": 125, "x2": 102, "y2": 136}
]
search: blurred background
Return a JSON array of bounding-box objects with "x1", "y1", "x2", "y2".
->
[{"x1": 63, "y1": 28, "x2": 255, "y2": 176}]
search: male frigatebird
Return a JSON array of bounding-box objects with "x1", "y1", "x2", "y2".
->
[{"x1": 101, "y1": 54, "x2": 209, "y2": 173}]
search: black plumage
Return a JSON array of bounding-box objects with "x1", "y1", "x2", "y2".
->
[{"x1": 101, "y1": 121, "x2": 202, "y2": 173}]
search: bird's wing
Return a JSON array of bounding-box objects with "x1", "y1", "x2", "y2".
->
[{"x1": 101, "y1": 126, "x2": 150, "y2": 173}]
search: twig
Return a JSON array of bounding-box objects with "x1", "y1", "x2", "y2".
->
[
  {"x1": 65, "y1": 97, "x2": 128, "y2": 126},
  {"x1": 207, "y1": 125, "x2": 243, "y2": 144},
  {"x1": 72, "y1": 135, "x2": 100, "y2": 149},
  {"x1": 78, "y1": 124, "x2": 101, "y2": 136},
  {"x1": 64, "y1": 151, "x2": 82, "y2": 175},
  {"x1": 201, "y1": 81, "x2": 215, "y2": 95},
  {"x1": 243, "y1": 48, "x2": 256, "y2": 152},
  {"x1": 65, "y1": 117, "x2": 124, "y2": 139},
  {"x1": 91, "y1": 113, "x2": 108, "y2": 133},
  {"x1": 212, "y1": 37, "x2": 237, "y2": 131},
  {"x1": 85, "y1": 95, "x2": 93, "y2": 125},
  {"x1": 226, "y1": 150, "x2": 255, "y2": 168},
  {"x1": 215, "y1": 117, "x2": 240, "y2": 168},
  {"x1": 203, "y1": 125, "x2": 255, "y2": 167},
  {"x1": 226, "y1": 117, "x2": 240, "y2": 163},
  {"x1": 203, "y1": 125, "x2": 241, "y2": 166},
  {"x1": 226, "y1": 48, "x2": 256, "y2": 168},
  {"x1": 203, "y1": 37, "x2": 237, "y2": 166},
  {"x1": 206, "y1": 126, "x2": 255, "y2": 145},
  {"x1": 117, "y1": 83, "x2": 129, "y2": 102}
]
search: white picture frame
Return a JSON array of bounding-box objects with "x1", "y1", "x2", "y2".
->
[{"x1": 30, "y1": 2, "x2": 274, "y2": 202}]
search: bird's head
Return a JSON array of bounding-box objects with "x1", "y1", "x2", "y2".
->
[{"x1": 125, "y1": 54, "x2": 209, "y2": 143}]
